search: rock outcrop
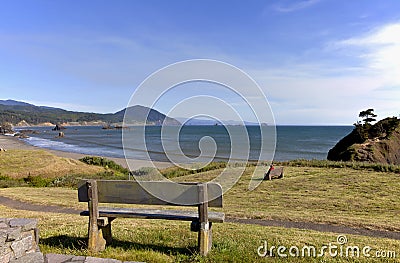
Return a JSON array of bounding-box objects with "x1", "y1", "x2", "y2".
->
[
  {"x1": 52, "y1": 124, "x2": 66, "y2": 131},
  {"x1": 0, "y1": 122, "x2": 14, "y2": 134},
  {"x1": 327, "y1": 117, "x2": 400, "y2": 164}
]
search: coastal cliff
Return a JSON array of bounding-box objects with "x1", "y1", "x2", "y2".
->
[{"x1": 327, "y1": 117, "x2": 400, "y2": 164}]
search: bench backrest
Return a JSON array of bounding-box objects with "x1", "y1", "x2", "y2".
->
[
  {"x1": 270, "y1": 166, "x2": 283, "y2": 175},
  {"x1": 78, "y1": 180, "x2": 223, "y2": 207}
]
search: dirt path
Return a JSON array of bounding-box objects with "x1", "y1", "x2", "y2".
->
[
  {"x1": 1, "y1": 195, "x2": 400, "y2": 241},
  {"x1": 0, "y1": 195, "x2": 81, "y2": 214},
  {"x1": 226, "y1": 218, "x2": 400, "y2": 241}
]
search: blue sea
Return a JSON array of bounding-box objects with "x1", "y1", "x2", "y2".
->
[{"x1": 18, "y1": 126, "x2": 353, "y2": 163}]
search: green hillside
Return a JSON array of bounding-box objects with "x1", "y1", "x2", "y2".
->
[{"x1": 0, "y1": 100, "x2": 180, "y2": 126}]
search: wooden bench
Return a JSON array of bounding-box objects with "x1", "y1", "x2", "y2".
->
[
  {"x1": 78, "y1": 180, "x2": 224, "y2": 256},
  {"x1": 263, "y1": 165, "x2": 284, "y2": 180}
]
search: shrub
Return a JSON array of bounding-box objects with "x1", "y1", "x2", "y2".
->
[
  {"x1": 79, "y1": 156, "x2": 130, "y2": 175},
  {"x1": 23, "y1": 175, "x2": 52, "y2": 187},
  {"x1": 158, "y1": 162, "x2": 227, "y2": 179}
]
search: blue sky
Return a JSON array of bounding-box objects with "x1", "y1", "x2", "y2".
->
[{"x1": 1, "y1": 0, "x2": 399, "y2": 124}]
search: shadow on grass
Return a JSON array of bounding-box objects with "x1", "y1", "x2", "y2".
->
[
  {"x1": 40, "y1": 235, "x2": 195, "y2": 255},
  {"x1": 40, "y1": 235, "x2": 87, "y2": 250},
  {"x1": 252, "y1": 178, "x2": 265, "y2": 181}
]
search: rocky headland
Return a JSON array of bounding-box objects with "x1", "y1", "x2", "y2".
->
[{"x1": 328, "y1": 117, "x2": 400, "y2": 164}]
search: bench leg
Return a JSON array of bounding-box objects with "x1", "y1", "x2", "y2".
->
[
  {"x1": 101, "y1": 217, "x2": 115, "y2": 244},
  {"x1": 198, "y1": 222, "x2": 212, "y2": 256},
  {"x1": 197, "y1": 183, "x2": 212, "y2": 256},
  {"x1": 263, "y1": 171, "x2": 272, "y2": 180},
  {"x1": 88, "y1": 219, "x2": 106, "y2": 252},
  {"x1": 87, "y1": 180, "x2": 106, "y2": 252},
  {"x1": 208, "y1": 222, "x2": 212, "y2": 252}
]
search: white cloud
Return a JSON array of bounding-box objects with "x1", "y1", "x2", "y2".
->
[
  {"x1": 253, "y1": 74, "x2": 383, "y2": 124},
  {"x1": 243, "y1": 22, "x2": 400, "y2": 124},
  {"x1": 2, "y1": 20, "x2": 399, "y2": 124},
  {"x1": 273, "y1": 0, "x2": 321, "y2": 13},
  {"x1": 337, "y1": 22, "x2": 400, "y2": 86}
]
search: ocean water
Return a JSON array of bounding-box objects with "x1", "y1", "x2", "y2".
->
[{"x1": 18, "y1": 125, "x2": 353, "y2": 163}]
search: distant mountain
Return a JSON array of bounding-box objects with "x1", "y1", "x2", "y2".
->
[
  {"x1": 0, "y1": 100, "x2": 180, "y2": 126},
  {"x1": 0, "y1": 99, "x2": 34, "y2": 107},
  {"x1": 117, "y1": 105, "x2": 180, "y2": 125}
]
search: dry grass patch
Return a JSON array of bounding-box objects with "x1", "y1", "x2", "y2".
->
[{"x1": 0, "y1": 149, "x2": 104, "y2": 178}]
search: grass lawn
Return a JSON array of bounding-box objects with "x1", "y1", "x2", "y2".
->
[
  {"x1": 176, "y1": 165, "x2": 400, "y2": 231},
  {"x1": 0, "y1": 205, "x2": 398, "y2": 262},
  {"x1": 3, "y1": 165, "x2": 398, "y2": 230},
  {"x1": 1, "y1": 155, "x2": 400, "y2": 262}
]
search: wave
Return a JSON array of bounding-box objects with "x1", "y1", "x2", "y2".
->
[
  {"x1": 23, "y1": 136, "x2": 124, "y2": 158},
  {"x1": 22, "y1": 136, "x2": 248, "y2": 163}
]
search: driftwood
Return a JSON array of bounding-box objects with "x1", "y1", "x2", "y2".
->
[{"x1": 78, "y1": 180, "x2": 224, "y2": 256}]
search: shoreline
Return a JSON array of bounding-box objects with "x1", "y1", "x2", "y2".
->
[{"x1": 0, "y1": 135, "x2": 172, "y2": 170}]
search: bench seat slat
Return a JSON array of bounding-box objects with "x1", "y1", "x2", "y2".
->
[
  {"x1": 78, "y1": 180, "x2": 223, "y2": 207},
  {"x1": 80, "y1": 207, "x2": 225, "y2": 223}
]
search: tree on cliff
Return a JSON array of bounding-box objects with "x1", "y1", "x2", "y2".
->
[
  {"x1": 359, "y1": 109, "x2": 377, "y2": 125},
  {"x1": 328, "y1": 114, "x2": 400, "y2": 164}
]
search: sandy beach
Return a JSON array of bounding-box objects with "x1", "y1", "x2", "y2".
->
[{"x1": 0, "y1": 135, "x2": 172, "y2": 170}]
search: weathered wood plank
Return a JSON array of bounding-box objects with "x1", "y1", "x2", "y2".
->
[
  {"x1": 86, "y1": 180, "x2": 106, "y2": 252},
  {"x1": 78, "y1": 180, "x2": 223, "y2": 207},
  {"x1": 80, "y1": 207, "x2": 225, "y2": 223},
  {"x1": 79, "y1": 180, "x2": 225, "y2": 256},
  {"x1": 264, "y1": 166, "x2": 284, "y2": 180},
  {"x1": 198, "y1": 183, "x2": 211, "y2": 256},
  {"x1": 100, "y1": 217, "x2": 115, "y2": 244},
  {"x1": 270, "y1": 167, "x2": 284, "y2": 178}
]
